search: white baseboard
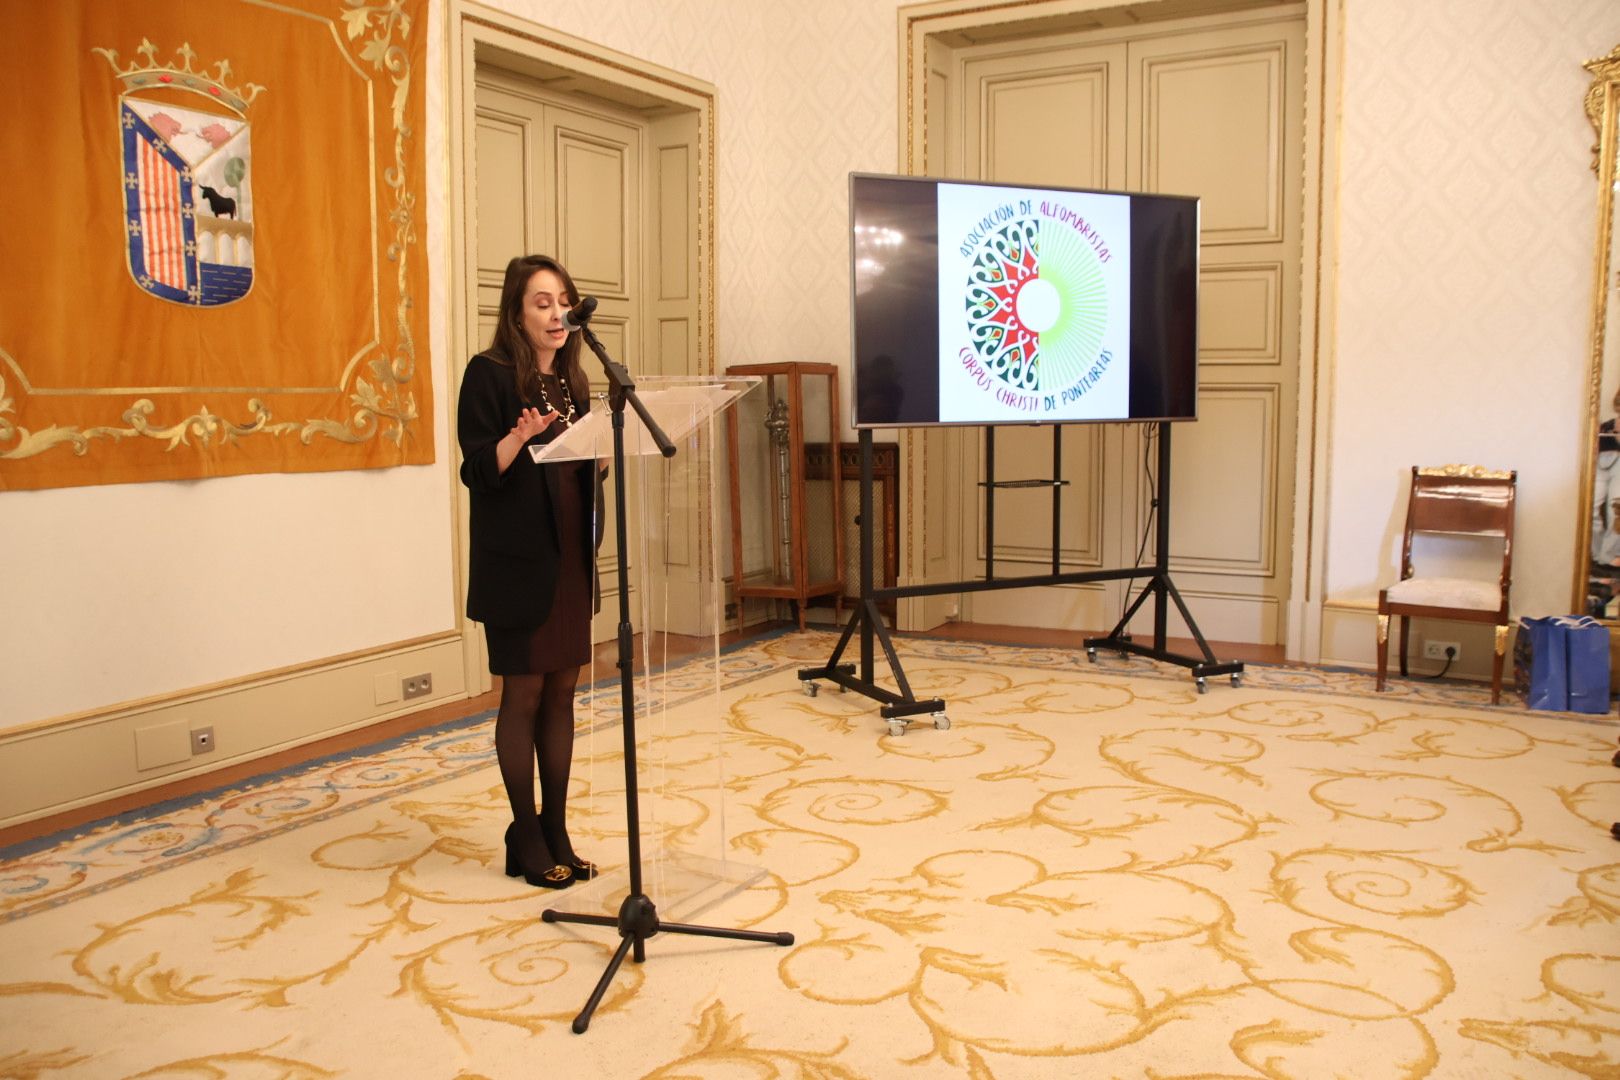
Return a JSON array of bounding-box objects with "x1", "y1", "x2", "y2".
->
[{"x1": 0, "y1": 631, "x2": 470, "y2": 829}]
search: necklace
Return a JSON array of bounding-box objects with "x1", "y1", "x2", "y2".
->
[{"x1": 536, "y1": 370, "x2": 577, "y2": 428}]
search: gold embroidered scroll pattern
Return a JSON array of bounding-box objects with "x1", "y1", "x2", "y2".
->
[{"x1": 0, "y1": 7, "x2": 423, "y2": 466}]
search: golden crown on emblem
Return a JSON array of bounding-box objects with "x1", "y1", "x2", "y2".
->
[{"x1": 92, "y1": 39, "x2": 266, "y2": 116}]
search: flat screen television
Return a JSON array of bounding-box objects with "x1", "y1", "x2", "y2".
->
[{"x1": 850, "y1": 172, "x2": 1199, "y2": 428}]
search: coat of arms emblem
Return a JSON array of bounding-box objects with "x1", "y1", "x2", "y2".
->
[{"x1": 93, "y1": 40, "x2": 265, "y2": 307}]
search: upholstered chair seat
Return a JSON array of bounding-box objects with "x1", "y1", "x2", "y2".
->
[{"x1": 1383, "y1": 576, "x2": 1502, "y2": 611}]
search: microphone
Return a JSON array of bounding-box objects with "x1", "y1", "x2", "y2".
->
[{"x1": 562, "y1": 295, "x2": 598, "y2": 332}]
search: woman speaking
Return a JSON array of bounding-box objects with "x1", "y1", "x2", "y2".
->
[{"x1": 458, "y1": 254, "x2": 599, "y2": 889}]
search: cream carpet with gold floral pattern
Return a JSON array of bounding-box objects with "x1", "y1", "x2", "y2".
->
[{"x1": 3, "y1": 631, "x2": 1619, "y2": 1079}]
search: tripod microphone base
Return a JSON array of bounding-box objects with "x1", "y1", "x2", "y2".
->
[{"x1": 543, "y1": 892, "x2": 794, "y2": 1033}]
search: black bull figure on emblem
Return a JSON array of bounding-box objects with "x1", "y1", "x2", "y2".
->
[{"x1": 196, "y1": 184, "x2": 236, "y2": 219}]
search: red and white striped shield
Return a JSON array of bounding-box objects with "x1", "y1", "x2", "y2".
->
[{"x1": 120, "y1": 98, "x2": 254, "y2": 306}]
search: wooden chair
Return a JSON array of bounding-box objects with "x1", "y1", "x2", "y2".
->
[{"x1": 1376, "y1": 466, "x2": 1516, "y2": 704}]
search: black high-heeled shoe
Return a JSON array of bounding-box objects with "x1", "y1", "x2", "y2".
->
[
  {"x1": 538, "y1": 816, "x2": 598, "y2": 881},
  {"x1": 502, "y1": 824, "x2": 575, "y2": 889}
]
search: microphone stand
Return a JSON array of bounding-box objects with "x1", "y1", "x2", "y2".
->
[{"x1": 542, "y1": 321, "x2": 794, "y2": 1035}]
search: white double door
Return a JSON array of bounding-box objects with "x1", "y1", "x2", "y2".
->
[{"x1": 940, "y1": 13, "x2": 1305, "y2": 644}]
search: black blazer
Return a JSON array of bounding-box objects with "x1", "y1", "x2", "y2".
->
[{"x1": 458, "y1": 352, "x2": 596, "y2": 629}]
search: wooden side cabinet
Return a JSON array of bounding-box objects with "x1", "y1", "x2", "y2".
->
[{"x1": 725, "y1": 363, "x2": 843, "y2": 629}]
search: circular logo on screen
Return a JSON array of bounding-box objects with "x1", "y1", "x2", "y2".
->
[{"x1": 964, "y1": 217, "x2": 1109, "y2": 394}]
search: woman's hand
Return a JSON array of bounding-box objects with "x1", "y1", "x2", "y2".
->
[
  {"x1": 495, "y1": 407, "x2": 559, "y2": 474},
  {"x1": 512, "y1": 406, "x2": 557, "y2": 443}
]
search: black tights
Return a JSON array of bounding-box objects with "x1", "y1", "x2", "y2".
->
[{"x1": 495, "y1": 666, "x2": 582, "y2": 869}]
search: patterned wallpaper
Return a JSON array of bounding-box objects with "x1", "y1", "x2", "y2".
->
[{"x1": 1328, "y1": 0, "x2": 1620, "y2": 619}]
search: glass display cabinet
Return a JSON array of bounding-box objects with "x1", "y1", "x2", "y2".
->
[{"x1": 725, "y1": 362, "x2": 843, "y2": 629}]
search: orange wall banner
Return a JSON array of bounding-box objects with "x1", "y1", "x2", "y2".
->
[{"x1": 0, "y1": 0, "x2": 433, "y2": 490}]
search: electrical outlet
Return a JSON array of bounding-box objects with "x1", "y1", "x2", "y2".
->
[
  {"x1": 402, "y1": 673, "x2": 433, "y2": 700},
  {"x1": 1423, "y1": 640, "x2": 1461, "y2": 661},
  {"x1": 190, "y1": 727, "x2": 216, "y2": 755}
]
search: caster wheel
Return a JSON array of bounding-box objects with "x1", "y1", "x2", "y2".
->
[
  {"x1": 1085, "y1": 647, "x2": 1097, "y2": 663},
  {"x1": 1612, "y1": 748, "x2": 1620, "y2": 768},
  {"x1": 933, "y1": 713, "x2": 951, "y2": 731},
  {"x1": 887, "y1": 721, "x2": 907, "y2": 737},
  {"x1": 803, "y1": 681, "x2": 819, "y2": 698},
  {"x1": 1195, "y1": 677, "x2": 1208, "y2": 695},
  {"x1": 1230, "y1": 674, "x2": 1243, "y2": 688},
  {"x1": 837, "y1": 682, "x2": 848, "y2": 693}
]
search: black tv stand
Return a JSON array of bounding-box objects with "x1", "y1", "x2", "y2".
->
[
  {"x1": 799, "y1": 422, "x2": 1243, "y2": 732},
  {"x1": 796, "y1": 430, "x2": 947, "y2": 737},
  {"x1": 1082, "y1": 423, "x2": 1245, "y2": 693}
]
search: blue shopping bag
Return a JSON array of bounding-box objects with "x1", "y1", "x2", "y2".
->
[
  {"x1": 1516, "y1": 616, "x2": 1568, "y2": 710},
  {"x1": 1562, "y1": 616, "x2": 1612, "y2": 715},
  {"x1": 1516, "y1": 615, "x2": 1611, "y2": 713}
]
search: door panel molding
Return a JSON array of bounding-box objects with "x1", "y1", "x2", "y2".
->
[
  {"x1": 1138, "y1": 43, "x2": 1290, "y2": 242},
  {"x1": 1200, "y1": 261, "x2": 1283, "y2": 364},
  {"x1": 655, "y1": 145, "x2": 692, "y2": 301},
  {"x1": 555, "y1": 130, "x2": 633, "y2": 296},
  {"x1": 1157, "y1": 384, "x2": 1280, "y2": 576},
  {"x1": 472, "y1": 113, "x2": 530, "y2": 286},
  {"x1": 966, "y1": 42, "x2": 1128, "y2": 186}
]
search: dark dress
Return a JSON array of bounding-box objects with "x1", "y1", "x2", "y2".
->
[{"x1": 458, "y1": 355, "x2": 596, "y2": 675}]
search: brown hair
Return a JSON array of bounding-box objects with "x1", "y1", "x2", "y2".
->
[{"x1": 485, "y1": 254, "x2": 590, "y2": 410}]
